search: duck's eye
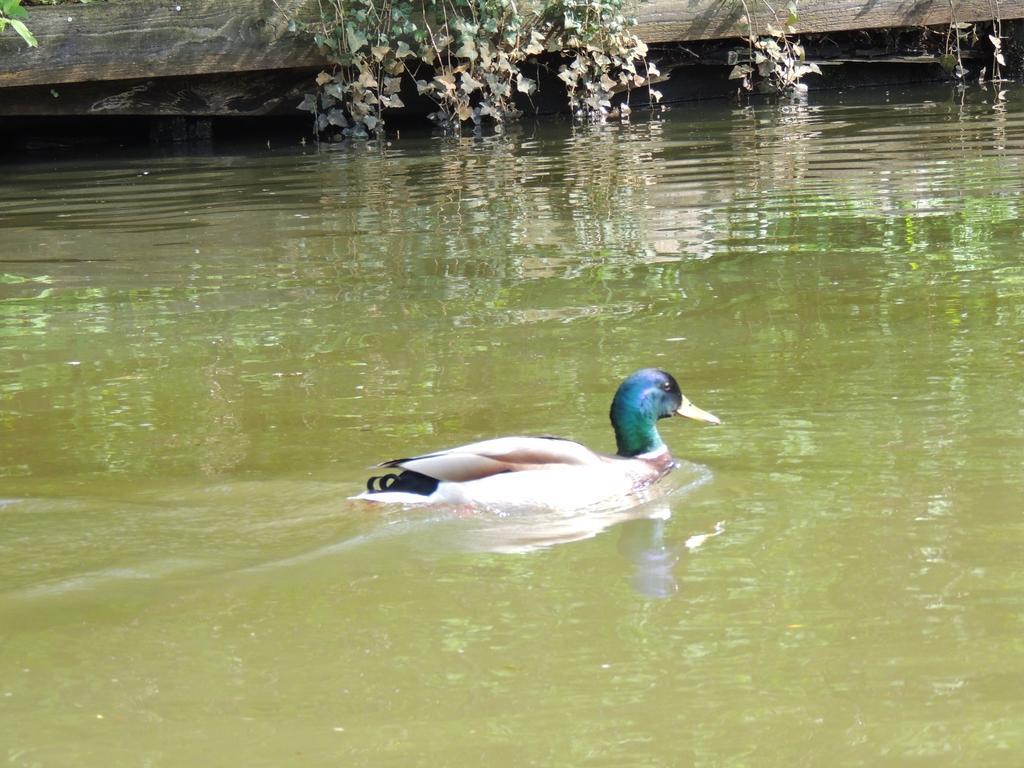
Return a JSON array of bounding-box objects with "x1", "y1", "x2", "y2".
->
[{"x1": 661, "y1": 381, "x2": 671, "y2": 391}]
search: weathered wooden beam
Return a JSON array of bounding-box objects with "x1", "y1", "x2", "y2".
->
[
  {"x1": 639, "y1": 0, "x2": 1024, "y2": 43},
  {"x1": 0, "y1": 0, "x2": 328, "y2": 88},
  {"x1": 0, "y1": 0, "x2": 1021, "y2": 90}
]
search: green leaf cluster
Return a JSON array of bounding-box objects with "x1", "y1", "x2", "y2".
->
[{"x1": 0, "y1": 0, "x2": 38, "y2": 48}]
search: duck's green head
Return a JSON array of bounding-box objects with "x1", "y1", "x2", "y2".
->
[{"x1": 609, "y1": 368, "x2": 720, "y2": 457}]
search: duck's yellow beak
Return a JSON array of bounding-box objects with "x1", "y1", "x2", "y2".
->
[{"x1": 675, "y1": 397, "x2": 721, "y2": 425}]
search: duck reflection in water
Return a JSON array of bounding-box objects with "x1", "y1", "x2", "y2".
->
[
  {"x1": 435, "y1": 475, "x2": 724, "y2": 598},
  {"x1": 617, "y1": 509, "x2": 725, "y2": 599}
]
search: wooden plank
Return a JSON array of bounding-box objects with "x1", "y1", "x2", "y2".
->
[
  {"x1": 639, "y1": 0, "x2": 1024, "y2": 43},
  {"x1": 1, "y1": 0, "x2": 1022, "y2": 89},
  {"x1": 0, "y1": 0, "x2": 328, "y2": 88}
]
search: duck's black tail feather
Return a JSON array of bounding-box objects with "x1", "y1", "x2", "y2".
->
[{"x1": 365, "y1": 470, "x2": 439, "y2": 497}]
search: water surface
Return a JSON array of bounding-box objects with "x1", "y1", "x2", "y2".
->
[{"x1": 2, "y1": 85, "x2": 1024, "y2": 765}]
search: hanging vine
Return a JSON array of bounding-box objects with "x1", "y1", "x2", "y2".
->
[
  {"x1": 287, "y1": 0, "x2": 661, "y2": 138},
  {"x1": 728, "y1": 1, "x2": 821, "y2": 94}
]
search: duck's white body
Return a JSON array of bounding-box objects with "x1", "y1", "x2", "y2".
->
[
  {"x1": 353, "y1": 466, "x2": 642, "y2": 508},
  {"x1": 354, "y1": 369, "x2": 720, "y2": 511},
  {"x1": 353, "y1": 436, "x2": 676, "y2": 510}
]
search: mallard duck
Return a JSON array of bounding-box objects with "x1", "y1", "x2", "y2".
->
[{"x1": 354, "y1": 368, "x2": 720, "y2": 508}]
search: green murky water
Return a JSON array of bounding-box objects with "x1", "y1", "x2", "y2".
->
[{"x1": 3, "y1": 86, "x2": 1024, "y2": 765}]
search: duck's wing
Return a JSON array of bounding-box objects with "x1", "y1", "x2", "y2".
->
[{"x1": 376, "y1": 436, "x2": 605, "y2": 483}]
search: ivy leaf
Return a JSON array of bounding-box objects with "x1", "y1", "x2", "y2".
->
[
  {"x1": 9, "y1": 17, "x2": 36, "y2": 47},
  {"x1": 460, "y1": 72, "x2": 483, "y2": 94},
  {"x1": 326, "y1": 108, "x2": 349, "y2": 128},
  {"x1": 345, "y1": 24, "x2": 368, "y2": 53},
  {"x1": 433, "y1": 74, "x2": 457, "y2": 93},
  {"x1": 2, "y1": 0, "x2": 28, "y2": 20},
  {"x1": 495, "y1": 51, "x2": 514, "y2": 74},
  {"x1": 454, "y1": 39, "x2": 477, "y2": 61},
  {"x1": 297, "y1": 93, "x2": 318, "y2": 112},
  {"x1": 516, "y1": 73, "x2": 536, "y2": 95},
  {"x1": 315, "y1": 71, "x2": 333, "y2": 86},
  {"x1": 524, "y1": 31, "x2": 544, "y2": 56}
]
